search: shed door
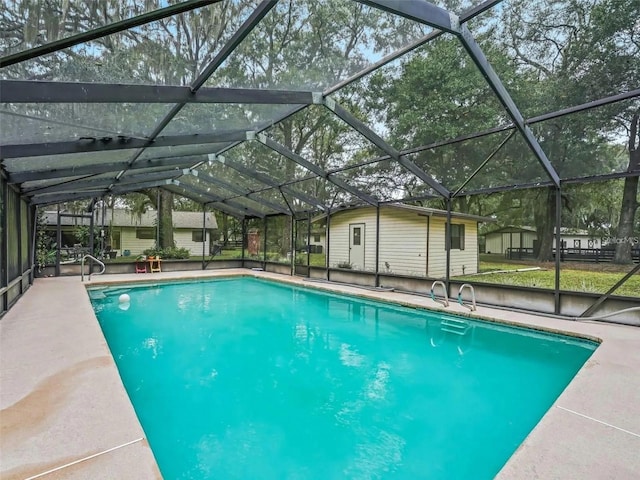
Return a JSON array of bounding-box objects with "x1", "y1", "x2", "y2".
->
[{"x1": 349, "y1": 223, "x2": 365, "y2": 270}]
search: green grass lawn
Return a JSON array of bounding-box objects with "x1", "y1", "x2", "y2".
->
[
  {"x1": 208, "y1": 249, "x2": 243, "y2": 260},
  {"x1": 307, "y1": 253, "x2": 326, "y2": 267},
  {"x1": 296, "y1": 254, "x2": 638, "y2": 297},
  {"x1": 459, "y1": 258, "x2": 639, "y2": 297},
  {"x1": 300, "y1": 253, "x2": 638, "y2": 296}
]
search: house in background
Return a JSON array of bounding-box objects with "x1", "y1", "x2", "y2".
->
[
  {"x1": 307, "y1": 228, "x2": 326, "y2": 253},
  {"x1": 483, "y1": 226, "x2": 537, "y2": 255},
  {"x1": 315, "y1": 204, "x2": 494, "y2": 277},
  {"x1": 44, "y1": 209, "x2": 217, "y2": 257},
  {"x1": 558, "y1": 229, "x2": 602, "y2": 249},
  {"x1": 483, "y1": 226, "x2": 602, "y2": 257}
]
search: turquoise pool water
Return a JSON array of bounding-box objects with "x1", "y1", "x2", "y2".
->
[{"x1": 91, "y1": 277, "x2": 596, "y2": 479}]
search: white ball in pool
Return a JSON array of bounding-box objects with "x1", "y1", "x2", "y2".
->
[{"x1": 119, "y1": 293, "x2": 130, "y2": 304}]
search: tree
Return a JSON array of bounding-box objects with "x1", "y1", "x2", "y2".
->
[
  {"x1": 497, "y1": 0, "x2": 639, "y2": 260},
  {"x1": 363, "y1": 32, "x2": 530, "y2": 200},
  {"x1": 614, "y1": 110, "x2": 640, "y2": 263},
  {"x1": 120, "y1": 189, "x2": 175, "y2": 249},
  {"x1": 4, "y1": 0, "x2": 637, "y2": 249},
  {"x1": 213, "y1": 0, "x2": 426, "y2": 203},
  {"x1": 2, "y1": 1, "x2": 254, "y2": 245}
]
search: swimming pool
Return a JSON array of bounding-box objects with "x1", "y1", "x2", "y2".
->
[{"x1": 90, "y1": 277, "x2": 596, "y2": 479}]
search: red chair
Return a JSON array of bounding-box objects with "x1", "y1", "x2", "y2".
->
[{"x1": 135, "y1": 256, "x2": 147, "y2": 273}]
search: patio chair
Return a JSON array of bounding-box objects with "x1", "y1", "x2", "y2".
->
[{"x1": 135, "y1": 256, "x2": 147, "y2": 273}]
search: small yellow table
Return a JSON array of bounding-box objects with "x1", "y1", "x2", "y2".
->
[{"x1": 148, "y1": 257, "x2": 162, "y2": 273}]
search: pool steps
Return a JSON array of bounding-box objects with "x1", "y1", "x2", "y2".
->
[
  {"x1": 87, "y1": 283, "x2": 161, "y2": 300},
  {"x1": 441, "y1": 318, "x2": 472, "y2": 335},
  {"x1": 88, "y1": 290, "x2": 106, "y2": 300}
]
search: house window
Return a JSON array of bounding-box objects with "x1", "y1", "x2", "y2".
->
[
  {"x1": 574, "y1": 239, "x2": 581, "y2": 248},
  {"x1": 192, "y1": 230, "x2": 204, "y2": 242},
  {"x1": 446, "y1": 223, "x2": 465, "y2": 250},
  {"x1": 313, "y1": 234, "x2": 321, "y2": 242},
  {"x1": 136, "y1": 227, "x2": 155, "y2": 239}
]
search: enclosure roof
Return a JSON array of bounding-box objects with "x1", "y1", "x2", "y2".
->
[{"x1": 1, "y1": 0, "x2": 638, "y2": 218}]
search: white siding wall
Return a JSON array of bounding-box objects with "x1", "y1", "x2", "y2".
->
[
  {"x1": 378, "y1": 209, "x2": 427, "y2": 277},
  {"x1": 120, "y1": 228, "x2": 208, "y2": 256},
  {"x1": 120, "y1": 227, "x2": 154, "y2": 255},
  {"x1": 485, "y1": 231, "x2": 535, "y2": 254},
  {"x1": 556, "y1": 235, "x2": 600, "y2": 248},
  {"x1": 428, "y1": 218, "x2": 478, "y2": 278},
  {"x1": 328, "y1": 209, "x2": 377, "y2": 271},
  {"x1": 175, "y1": 230, "x2": 209, "y2": 255},
  {"x1": 486, "y1": 231, "x2": 598, "y2": 253},
  {"x1": 485, "y1": 233, "x2": 503, "y2": 254},
  {"x1": 309, "y1": 233, "x2": 326, "y2": 249},
  {"x1": 428, "y1": 219, "x2": 446, "y2": 278},
  {"x1": 522, "y1": 232, "x2": 536, "y2": 249},
  {"x1": 329, "y1": 208, "x2": 478, "y2": 277},
  {"x1": 504, "y1": 233, "x2": 513, "y2": 253}
]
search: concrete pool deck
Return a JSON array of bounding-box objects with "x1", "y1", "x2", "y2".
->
[{"x1": 1, "y1": 269, "x2": 639, "y2": 479}]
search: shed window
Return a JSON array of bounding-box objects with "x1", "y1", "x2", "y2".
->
[
  {"x1": 313, "y1": 234, "x2": 321, "y2": 242},
  {"x1": 136, "y1": 227, "x2": 155, "y2": 239},
  {"x1": 353, "y1": 227, "x2": 361, "y2": 246},
  {"x1": 446, "y1": 223, "x2": 465, "y2": 250},
  {"x1": 192, "y1": 230, "x2": 204, "y2": 242}
]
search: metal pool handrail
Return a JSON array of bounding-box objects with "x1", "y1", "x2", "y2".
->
[
  {"x1": 430, "y1": 281, "x2": 449, "y2": 307},
  {"x1": 81, "y1": 254, "x2": 105, "y2": 282},
  {"x1": 457, "y1": 284, "x2": 477, "y2": 311}
]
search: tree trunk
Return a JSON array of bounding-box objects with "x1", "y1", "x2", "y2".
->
[
  {"x1": 157, "y1": 189, "x2": 174, "y2": 249},
  {"x1": 613, "y1": 176, "x2": 639, "y2": 263},
  {"x1": 280, "y1": 120, "x2": 296, "y2": 254},
  {"x1": 221, "y1": 213, "x2": 229, "y2": 246},
  {"x1": 535, "y1": 188, "x2": 556, "y2": 262},
  {"x1": 280, "y1": 218, "x2": 290, "y2": 256},
  {"x1": 614, "y1": 110, "x2": 640, "y2": 264}
]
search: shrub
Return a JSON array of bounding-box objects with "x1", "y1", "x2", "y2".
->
[
  {"x1": 143, "y1": 246, "x2": 190, "y2": 259},
  {"x1": 337, "y1": 261, "x2": 352, "y2": 269},
  {"x1": 143, "y1": 247, "x2": 160, "y2": 257},
  {"x1": 36, "y1": 210, "x2": 56, "y2": 271}
]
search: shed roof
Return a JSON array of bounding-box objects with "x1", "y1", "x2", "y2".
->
[
  {"x1": 484, "y1": 226, "x2": 537, "y2": 235},
  {"x1": 313, "y1": 203, "x2": 495, "y2": 223}
]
